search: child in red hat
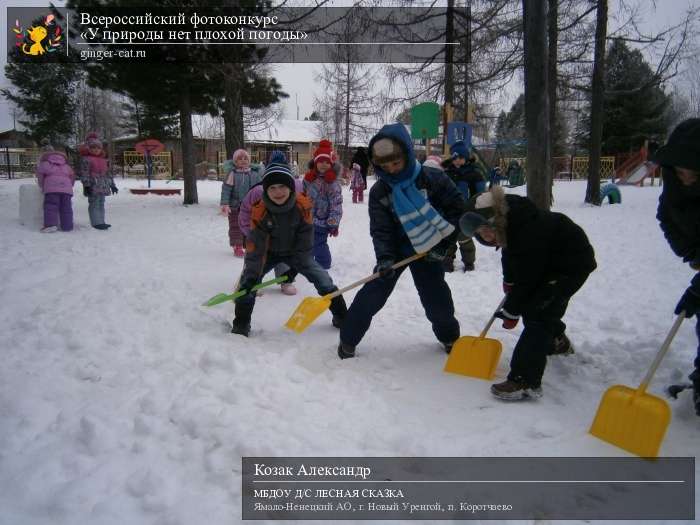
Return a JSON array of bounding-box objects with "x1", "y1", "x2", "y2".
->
[{"x1": 303, "y1": 139, "x2": 343, "y2": 269}]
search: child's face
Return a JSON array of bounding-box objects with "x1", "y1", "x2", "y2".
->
[
  {"x1": 675, "y1": 167, "x2": 699, "y2": 186},
  {"x1": 476, "y1": 225, "x2": 499, "y2": 246},
  {"x1": 89, "y1": 144, "x2": 102, "y2": 155},
  {"x1": 378, "y1": 157, "x2": 405, "y2": 175},
  {"x1": 235, "y1": 155, "x2": 250, "y2": 169},
  {"x1": 267, "y1": 184, "x2": 291, "y2": 205},
  {"x1": 452, "y1": 156, "x2": 466, "y2": 167},
  {"x1": 316, "y1": 160, "x2": 331, "y2": 173}
]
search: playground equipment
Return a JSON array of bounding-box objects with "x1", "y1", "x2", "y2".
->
[
  {"x1": 600, "y1": 183, "x2": 621, "y2": 204},
  {"x1": 615, "y1": 143, "x2": 660, "y2": 186},
  {"x1": 410, "y1": 102, "x2": 440, "y2": 156}
]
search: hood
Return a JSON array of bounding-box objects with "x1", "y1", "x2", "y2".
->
[
  {"x1": 40, "y1": 151, "x2": 68, "y2": 165},
  {"x1": 652, "y1": 118, "x2": 700, "y2": 171},
  {"x1": 368, "y1": 123, "x2": 416, "y2": 181}
]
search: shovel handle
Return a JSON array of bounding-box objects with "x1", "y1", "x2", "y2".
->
[
  {"x1": 638, "y1": 312, "x2": 686, "y2": 393},
  {"x1": 327, "y1": 252, "x2": 427, "y2": 299},
  {"x1": 479, "y1": 295, "x2": 508, "y2": 339}
]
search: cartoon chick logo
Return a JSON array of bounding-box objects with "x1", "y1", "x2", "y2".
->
[{"x1": 12, "y1": 14, "x2": 62, "y2": 56}]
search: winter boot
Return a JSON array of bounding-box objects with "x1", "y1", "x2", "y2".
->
[
  {"x1": 231, "y1": 302, "x2": 253, "y2": 337},
  {"x1": 443, "y1": 340, "x2": 456, "y2": 354},
  {"x1": 691, "y1": 370, "x2": 700, "y2": 416},
  {"x1": 41, "y1": 226, "x2": 58, "y2": 233},
  {"x1": 550, "y1": 333, "x2": 575, "y2": 355},
  {"x1": 442, "y1": 256, "x2": 455, "y2": 273},
  {"x1": 329, "y1": 295, "x2": 348, "y2": 329},
  {"x1": 490, "y1": 378, "x2": 543, "y2": 401},
  {"x1": 338, "y1": 341, "x2": 356, "y2": 359},
  {"x1": 233, "y1": 244, "x2": 245, "y2": 258},
  {"x1": 280, "y1": 283, "x2": 297, "y2": 295},
  {"x1": 462, "y1": 263, "x2": 475, "y2": 272},
  {"x1": 93, "y1": 224, "x2": 109, "y2": 230}
]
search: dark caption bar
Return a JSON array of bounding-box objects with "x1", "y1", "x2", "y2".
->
[{"x1": 242, "y1": 457, "x2": 694, "y2": 520}]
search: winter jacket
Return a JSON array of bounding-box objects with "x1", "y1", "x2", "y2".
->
[
  {"x1": 242, "y1": 192, "x2": 314, "y2": 283},
  {"x1": 78, "y1": 145, "x2": 113, "y2": 196},
  {"x1": 350, "y1": 168, "x2": 365, "y2": 190},
  {"x1": 238, "y1": 179, "x2": 305, "y2": 237},
  {"x1": 220, "y1": 165, "x2": 263, "y2": 209},
  {"x1": 303, "y1": 164, "x2": 343, "y2": 229},
  {"x1": 484, "y1": 187, "x2": 597, "y2": 316},
  {"x1": 367, "y1": 124, "x2": 464, "y2": 263},
  {"x1": 657, "y1": 167, "x2": 700, "y2": 291},
  {"x1": 36, "y1": 151, "x2": 75, "y2": 195}
]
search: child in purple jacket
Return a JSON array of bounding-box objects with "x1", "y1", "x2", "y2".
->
[{"x1": 36, "y1": 149, "x2": 75, "y2": 232}]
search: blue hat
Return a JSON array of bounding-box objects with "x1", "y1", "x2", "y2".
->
[
  {"x1": 450, "y1": 140, "x2": 468, "y2": 159},
  {"x1": 263, "y1": 152, "x2": 294, "y2": 192}
]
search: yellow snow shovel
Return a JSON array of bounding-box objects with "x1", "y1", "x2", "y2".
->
[
  {"x1": 285, "y1": 252, "x2": 426, "y2": 334},
  {"x1": 444, "y1": 296, "x2": 507, "y2": 380},
  {"x1": 590, "y1": 312, "x2": 685, "y2": 457}
]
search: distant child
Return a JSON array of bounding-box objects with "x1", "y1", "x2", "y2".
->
[
  {"x1": 427, "y1": 154, "x2": 476, "y2": 272},
  {"x1": 459, "y1": 186, "x2": 597, "y2": 401},
  {"x1": 220, "y1": 148, "x2": 263, "y2": 257},
  {"x1": 445, "y1": 141, "x2": 485, "y2": 199},
  {"x1": 652, "y1": 118, "x2": 700, "y2": 415},
  {"x1": 303, "y1": 139, "x2": 343, "y2": 269},
  {"x1": 350, "y1": 162, "x2": 366, "y2": 203},
  {"x1": 36, "y1": 147, "x2": 75, "y2": 233},
  {"x1": 231, "y1": 157, "x2": 348, "y2": 336},
  {"x1": 78, "y1": 132, "x2": 117, "y2": 230},
  {"x1": 238, "y1": 151, "x2": 304, "y2": 296}
]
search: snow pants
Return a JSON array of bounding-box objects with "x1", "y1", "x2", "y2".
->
[
  {"x1": 87, "y1": 194, "x2": 106, "y2": 226},
  {"x1": 44, "y1": 193, "x2": 73, "y2": 231},
  {"x1": 227, "y1": 207, "x2": 244, "y2": 246},
  {"x1": 508, "y1": 273, "x2": 590, "y2": 388},
  {"x1": 352, "y1": 188, "x2": 364, "y2": 203},
  {"x1": 340, "y1": 257, "x2": 460, "y2": 348},
  {"x1": 313, "y1": 225, "x2": 332, "y2": 269}
]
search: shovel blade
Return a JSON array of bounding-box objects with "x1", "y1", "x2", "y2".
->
[
  {"x1": 285, "y1": 296, "x2": 332, "y2": 333},
  {"x1": 444, "y1": 335, "x2": 502, "y2": 380},
  {"x1": 590, "y1": 385, "x2": 671, "y2": 457},
  {"x1": 203, "y1": 293, "x2": 231, "y2": 307}
]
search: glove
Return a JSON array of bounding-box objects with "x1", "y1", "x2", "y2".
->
[
  {"x1": 328, "y1": 227, "x2": 339, "y2": 237},
  {"x1": 239, "y1": 279, "x2": 258, "y2": 295},
  {"x1": 83, "y1": 185, "x2": 91, "y2": 197},
  {"x1": 503, "y1": 282, "x2": 513, "y2": 294},
  {"x1": 373, "y1": 259, "x2": 395, "y2": 280},
  {"x1": 675, "y1": 287, "x2": 700, "y2": 318},
  {"x1": 690, "y1": 260, "x2": 700, "y2": 271},
  {"x1": 220, "y1": 205, "x2": 231, "y2": 215},
  {"x1": 494, "y1": 309, "x2": 520, "y2": 329},
  {"x1": 426, "y1": 245, "x2": 448, "y2": 263},
  {"x1": 110, "y1": 183, "x2": 118, "y2": 195}
]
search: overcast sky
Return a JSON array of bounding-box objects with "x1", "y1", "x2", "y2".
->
[{"x1": 1, "y1": 0, "x2": 698, "y2": 134}]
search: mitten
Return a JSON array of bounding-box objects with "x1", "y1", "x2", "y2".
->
[
  {"x1": 220, "y1": 205, "x2": 231, "y2": 215},
  {"x1": 503, "y1": 282, "x2": 513, "y2": 294},
  {"x1": 426, "y1": 244, "x2": 448, "y2": 263},
  {"x1": 373, "y1": 259, "x2": 395, "y2": 280},
  {"x1": 328, "y1": 227, "x2": 339, "y2": 237},
  {"x1": 675, "y1": 287, "x2": 700, "y2": 318},
  {"x1": 494, "y1": 309, "x2": 519, "y2": 329},
  {"x1": 110, "y1": 183, "x2": 118, "y2": 195}
]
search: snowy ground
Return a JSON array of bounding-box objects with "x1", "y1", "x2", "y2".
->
[{"x1": 0, "y1": 177, "x2": 697, "y2": 525}]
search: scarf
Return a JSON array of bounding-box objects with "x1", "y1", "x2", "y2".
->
[{"x1": 380, "y1": 163, "x2": 454, "y2": 253}]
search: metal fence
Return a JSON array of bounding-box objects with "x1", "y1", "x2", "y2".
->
[{"x1": 121, "y1": 151, "x2": 172, "y2": 179}]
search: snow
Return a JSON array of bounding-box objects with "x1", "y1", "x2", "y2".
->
[{"x1": 0, "y1": 177, "x2": 697, "y2": 525}]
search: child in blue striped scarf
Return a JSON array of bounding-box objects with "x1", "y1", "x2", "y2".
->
[{"x1": 337, "y1": 123, "x2": 465, "y2": 359}]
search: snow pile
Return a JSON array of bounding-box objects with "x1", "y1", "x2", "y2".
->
[{"x1": 0, "y1": 178, "x2": 697, "y2": 525}]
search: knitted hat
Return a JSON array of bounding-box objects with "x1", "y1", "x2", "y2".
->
[
  {"x1": 651, "y1": 118, "x2": 700, "y2": 171},
  {"x1": 352, "y1": 162, "x2": 361, "y2": 172},
  {"x1": 459, "y1": 191, "x2": 497, "y2": 237},
  {"x1": 370, "y1": 137, "x2": 404, "y2": 165},
  {"x1": 423, "y1": 155, "x2": 444, "y2": 172},
  {"x1": 86, "y1": 132, "x2": 102, "y2": 148},
  {"x1": 450, "y1": 140, "x2": 468, "y2": 159},
  {"x1": 232, "y1": 149, "x2": 249, "y2": 163},
  {"x1": 313, "y1": 139, "x2": 335, "y2": 165},
  {"x1": 262, "y1": 151, "x2": 294, "y2": 192}
]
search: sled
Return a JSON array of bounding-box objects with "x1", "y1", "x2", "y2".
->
[
  {"x1": 203, "y1": 275, "x2": 288, "y2": 307},
  {"x1": 444, "y1": 296, "x2": 506, "y2": 380},
  {"x1": 285, "y1": 253, "x2": 426, "y2": 334},
  {"x1": 590, "y1": 313, "x2": 685, "y2": 457}
]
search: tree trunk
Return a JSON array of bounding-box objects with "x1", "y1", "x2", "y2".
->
[
  {"x1": 443, "y1": 0, "x2": 455, "y2": 151},
  {"x1": 585, "y1": 0, "x2": 607, "y2": 206},
  {"x1": 547, "y1": 0, "x2": 558, "y2": 204},
  {"x1": 523, "y1": 0, "x2": 551, "y2": 210},
  {"x1": 344, "y1": 58, "x2": 351, "y2": 166},
  {"x1": 223, "y1": 65, "x2": 244, "y2": 159},
  {"x1": 179, "y1": 84, "x2": 198, "y2": 205}
]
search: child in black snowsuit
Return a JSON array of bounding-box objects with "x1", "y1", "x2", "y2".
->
[
  {"x1": 337, "y1": 123, "x2": 464, "y2": 359},
  {"x1": 460, "y1": 187, "x2": 597, "y2": 401},
  {"x1": 652, "y1": 118, "x2": 700, "y2": 415},
  {"x1": 231, "y1": 158, "x2": 347, "y2": 336}
]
